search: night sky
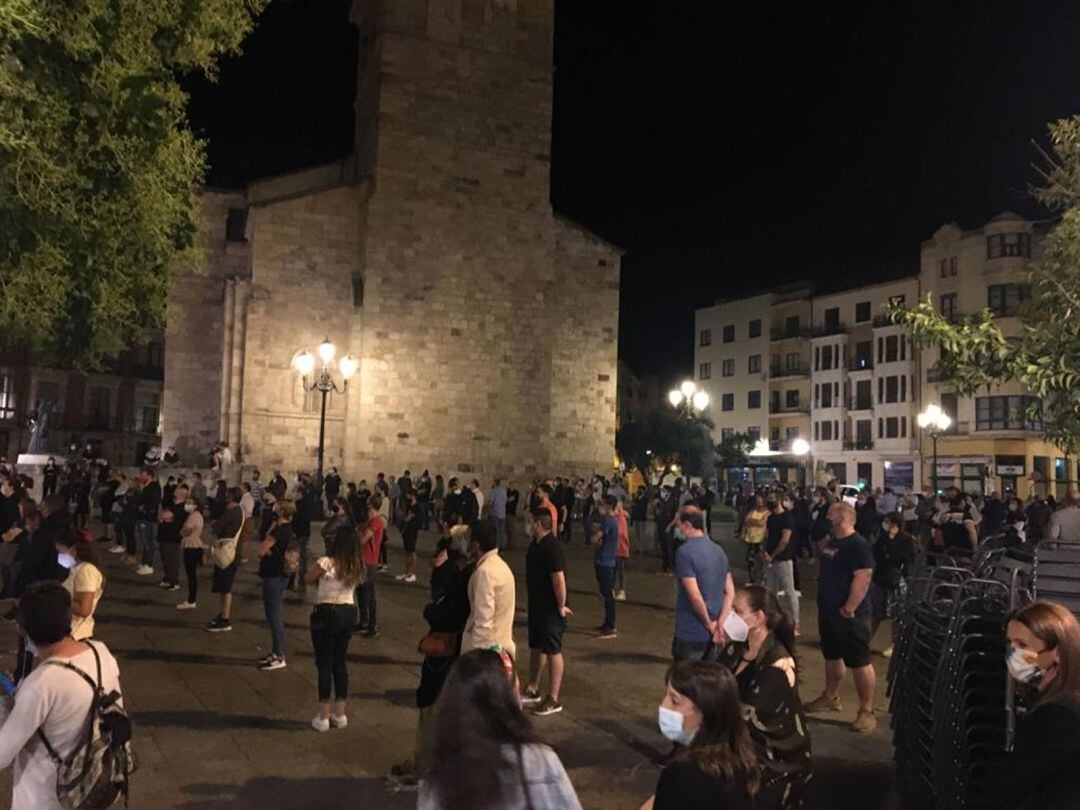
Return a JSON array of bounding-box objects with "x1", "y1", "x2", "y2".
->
[{"x1": 184, "y1": 0, "x2": 1080, "y2": 383}]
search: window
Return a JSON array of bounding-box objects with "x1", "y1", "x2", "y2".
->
[
  {"x1": 821, "y1": 421, "x2": 833, "y2": 441},
  {"x1": 785, "y1": 390, "x2": 799, "y2": 408},
  {"x1": 698, "y1": 362, "x2": 711, "y2": 380},
  {"x1": 721, "y1": 393, "x2": 734, "y2": 411},
  {"x1": 975, "y1": 395, "x2": 1041, "y2": 431},
  {"x1": 940, "y1": 293, "x2": 958, "y2": 321},
  {"x1": 785, "y1": 352, "x2": 799, "y2": 371},
  {"x1": 86, "y1": 386, "x2": 110, "y2": 431},
  {"x1": 855, "y1": 301, "x2": 871, "y2": 322},
  {"x1": 145, "y1": 341, "x2": 164, "y2": 369},
  {"x1": 901, "y1": 416, "x2": 907, "y2": 437},
  {"x1": 785, "y1": 315, "x2": 800, "y2": 335},
  {"x1": 748, "y1": 355, "x2": 761, "y2": 374},
  {"x1": 225, "y1": 207, "x2": 248, "y2": 242},
  {"x1": 987, "y1": 232, "x2": 1032, "y2": 259},
  {"x1": 813, "y1": 422, "x2": 819, "y2": 441},
  {"x1": 139, "y1": 395, "x2": 160, "y2": 434},
  {"x1": 889, "y1": 294, "x2": 906, "y2": 308},
  {"x1": 885, "y1": 417, "x2": 899, "y2": 438},
  {"x1": 721, "y1": 359, "x2": 734, "y2": 377},
  {"x1": 748, "y1": 390, "x2": 761, "y2": 409},
  {"x1": 949, "y1": 256, "x2": 958, "y2": 276},
  {"x1": 785, "y1": 427, "x2": 800, "y2": 441},
  {"x1": 855, "y1": 380, "x2": 872, "y2": 409},
  {"x1": 900, "y1": 375, "x2": 907, "y2": 402},
  {"x1": 821, "y1": 345, "x2": 834, "y2": 371},
  {"x1": 900, "y1": 334, "x2": 907, "y2": 361},
  {"x1": 824, "y1": 307, "x2": 840, "y2": 330},
  {"x1": 721, "y1": 428, "x2": 734, "y2": 440},
  {"x1": 747, "y1": 426, "x2": 760, "y2": 442},
  {"x1": 748, "y1": 319, "x2": 762, "y2": 338},
  {"x1": 885, "y1": 376, "x2": 899, "y2": 403},
  {"x1": 770, "y1": 426, "x2": 781, "y2": 442},
  {"x1": 856, "y1": 419, "x2": 872, "y2": 444},
  {"x1": 722, "y1": 325, "x2": 735, "y2": 343},
  {"x1": 853, "y1": 341, "x2": 872, "y2": 369},
  {"x1": 941, "y1": 393, "x2": 958, "y2": 429},
  {"x1": 939, "y1": 258, "x2": 948, "y2": 277},
  {"x1": 699, "y1": 328, "x2": 712, "y2": 347},
  {"x1": 885, "y1": 335, "x2": 898, "y2": 363},
  {"x1": 0, "y1": 372, "x2": 14, "y2": 421},
  {"x1": 814, "y1": 346, "x2": 820, "y2": 371},
  {"x1": 878, "y1": 417, "x2": 883, "y2": 438},
  {"x1": 821, "y1": 384, "x2": 833, "y2": 408},
  {"x1": 987, "y1": 283, "x2": 1029, "y2": 315},
  {"x1": 36, "y1": 381, "x2": 60, "y2": 411},
  {"x1": 352, "y1": 272, "x2": 365, "y2": 307}
]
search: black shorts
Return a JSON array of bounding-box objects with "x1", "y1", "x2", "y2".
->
[
  {"x1": 212, "y1": 562, "x2": 239, "y2": 594},
  {"x1": 403, "y1": 532, "x2": 418, "y2": 554},
  {"x1": 528, "y1": 615, "x2": 566, "y2": 655},
  {"x1": 818, "y1": 613, "x2": 871, "y2": 668}
]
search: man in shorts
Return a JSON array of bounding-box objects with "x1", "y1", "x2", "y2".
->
[
  {"x1": 805, "y1": 500, "x2": 877, "y2": 732},
  {"x1": 395, "y1": 491, "x2": 420, "y2": 584},
  {"x1": 521, "y1": 508, "x2": 571, "y2": 716},
  {"x1": 207, "y1": 487, "x2": 245, "y2": 632}
]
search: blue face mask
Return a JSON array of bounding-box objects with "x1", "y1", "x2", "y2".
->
[
  {"x1": 673, "y1": 527, "x2": 685, "y2": 541},
  {"x1": 658, "y1": 706, "x2": 696, "y2": 745},
  {"x1": 458, "y1": 537, "x2": 470, "y2": 556}
]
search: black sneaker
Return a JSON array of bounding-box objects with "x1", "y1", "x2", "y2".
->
[
  {"x1": 353, "y1": 624, "x2": 369, "y2": 635},
  {"x1": 364, "y1": 627, "x2": 379, "y2": 639},
  {"x1": 520, "y1": 688, "x2": 543, "y2": 706},
  {"x1": 256, "y1": 653, "x2": 275, "y2": 666},
  {"x1": 259, "y1": 655, "x2": 287, "y2": 671},
  {"x1": 530, "y1": 696, "x2": 563, "y2": 716},
  {"x1": 206, "y1": 617, "x2": 232, "y2": 633}
]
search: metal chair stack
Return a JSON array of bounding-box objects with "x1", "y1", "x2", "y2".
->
[
  {"x1": 887, "y1": 547, "x2": 1032, "y2": 809},
  {"x1": 1033, "y1": 537, "x2": 1080, "y2": 617}
]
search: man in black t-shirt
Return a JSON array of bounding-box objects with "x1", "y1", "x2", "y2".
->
[
  {"x1": 763, "y1": 492, "x2": 799, "y2": 632},
  {"x1": 522, "y1": 508, "x2": 571, "y2": 717},
  {"x1": 156, "y1": 483, "x2": 188, "y2": 590},
  {"x1": 805, "y1": 500, "x2": 877, "y2": 733},
  {"x1": 395, "y1": 491, "x2": 420, "y2": 585}
]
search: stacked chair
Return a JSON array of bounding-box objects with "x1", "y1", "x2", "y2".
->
[
  {"x1": 887, "y1": 547, "x2": 1033, "y2": 809},
  {"x1": 1033, "y1": 538, "x2": 1080, "y2": 617}
]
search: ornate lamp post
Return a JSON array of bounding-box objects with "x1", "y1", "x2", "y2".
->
[
  {"x1": 792, "y1": 437, "x2": 810, "y2": 488},
  {"x1": 293, "y1": 338, "x2": 358, "y2": 489},
  {"x1": 668, "y1": 380, "x2": 710, "y2": 416},
  {"x1": 917, "y1": 403, "x2": 952, "y2": 495}
]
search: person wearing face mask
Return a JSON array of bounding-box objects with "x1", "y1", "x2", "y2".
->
[
  {"x1": 177, "y1": 497, "x2": 205, "y2": 610},
  {"x1": 763, "y1": 492, "x2": 800, "y2": 637},
  {"x1": 981, "y1": 601, "x2": 1080, "y2": 809},
  {"x1": 727, "y1": 585, "x2": 812, "y2": 809},
  {"x1": 805, "y1": 501, "x2": 877, "y2": 732},
  {"x1": 589, "y1": 496, "x2": 621, "y2": 640},
  {"x1": 55, "y1": 528, "x2": 104, "y2": 641},
  {"x1": 741, "y1": 494, "x2": 770, "y2": 586},
  {"x1": 155, "y1": 483, "x2": 188, "y2": 592},
  {"x1": 356, "y1": 494, "x2": 386, "y2": 637},
  {"x1": 441, "y1": 477, "x2": 465, "y2": 528},
  {"x1": 256, "y1": 499, "x2": 296, "y2": 671},
  {"x1": 869, "y1": 514, "x2": 917, "y2": 658},
  {"x1": 642, "y1": 661, "x2": 760, "y2": 810},
  {"x1": 654, "y1": 486, "x2": 678, "y2": 575},
  {"x1": 672, "y1": 505, "x2": 734, "y2": 662}
]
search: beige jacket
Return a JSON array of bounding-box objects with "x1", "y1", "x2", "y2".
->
[{"x1": 461, "y1": 549, "x2": 516, "y2": 659}]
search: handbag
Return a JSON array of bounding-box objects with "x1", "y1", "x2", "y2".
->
[
  {"x1": 211, "y1": 518, "x2": 244, "y2": 569},
  {"x1": 417, "y1": 631, "x2": 457, "y2": 658}
]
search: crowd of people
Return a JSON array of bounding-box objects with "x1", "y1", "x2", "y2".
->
[{"x1": 0, "y1": 456, "x2": 1078, "y2": 808}]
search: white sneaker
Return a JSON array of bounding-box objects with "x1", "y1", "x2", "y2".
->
[
  {"x1": 135, "y1": 565, "x2": 154, "y2": 576},
  {"x1": 394, "y1": 573, "x2": 408, "y2": 581},
  {"x1": 882, "y1": 645, "x2": 894, "y2": 659},
  {"x1": 403, "y1": 574, "x2": 417, "y2": 584},
  {"x1": 176, "y1": 601, "x2": 197, "y2": 611},
  {"x1": 311, "y1": 715, "x2": 330, "y2": 733},
  {"x1": 329, "y1": 714, "x2": 348, "y2": 729},
  {"x1": 107, "y1": 545, "x2": 126, "y2": 554},
  {"x1": 614, "y1": 590, "x2": 627, "y2": 602}
]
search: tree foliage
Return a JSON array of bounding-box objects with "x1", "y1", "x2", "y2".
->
[
  {"x1": 715, "y1": 431, "x2": 751, "y2": 470},
  {"x1": 616, "y1": 408, "x2": 717, "y2": 478},
  {"x1": 886, "y1": 115, "x2": 1080, "y2": 454},
  {"x1": 0, "y1": 0, "x2": 267, "y2": 367}
]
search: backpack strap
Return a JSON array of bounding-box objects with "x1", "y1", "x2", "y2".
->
[{"x1": 35, "y1": 642, "x2": 103, "y2": 766}]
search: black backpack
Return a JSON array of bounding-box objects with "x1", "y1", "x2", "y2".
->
[{"x1": 37, "y1": 642, "x2": 135, "y2": 809}]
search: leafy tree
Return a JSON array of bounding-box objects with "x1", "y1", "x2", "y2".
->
[
  {"x1": 887, "y1": 115, "x2": 1080, "y2": 456},
  {"x1": 616, "y1": 407, "x2": 716, "y2": 479},
  {"x1": 715, "y1": 431, "x2": 751, "y2": 470},
  {"x1": 0, "y1": 0, "x2": 267, "y2": 367}
]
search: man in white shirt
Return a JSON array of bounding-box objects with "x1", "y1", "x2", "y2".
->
[
  {"x1": 469, "y1": 479, "x2": 485, "y2": 518},
  {"x1": 0, "y1": 582, "x2": 124, "y2": 810},
  {"x1": 461, "y1": 521, "x2": 516, "y2": 659}
]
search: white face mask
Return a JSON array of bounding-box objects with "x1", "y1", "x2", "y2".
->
[
  {"x1": 658, "y1": 706, "x2": 696, "y2": 745},
  {"x1": 184, "y1": 502, "x2": 196, "y2": 513},
  {"x1": 724, "y1": 611, "x2": 750, "y2": 643},
  {"x1": 1007, "y1": 644, "x2": 1046, "y2": 684},
  {"x1": 25, "y1": 640, "x2": 38, "y2": 658},
  {"x1": 57, "y1": 552, "x2": 76, "y2": 570}
]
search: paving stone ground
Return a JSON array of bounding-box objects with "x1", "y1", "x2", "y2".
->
[{"x1": 0, "y1": 518, "x2": 900, "y2": 809}]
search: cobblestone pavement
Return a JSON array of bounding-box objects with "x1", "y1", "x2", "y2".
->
[{"x1": 0, "y1": 519, "x2": 900, "y2": 809}]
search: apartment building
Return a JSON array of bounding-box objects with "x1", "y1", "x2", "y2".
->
[
  {"x1": 695, "y1": 285, "x2": 812, "y2": 484},
  {"x1": 920, "y1": 213, "x2": 1061, "y2": 498},
  {"x1": 809, "y1": 278, "x2": 919, "y2": 490}
]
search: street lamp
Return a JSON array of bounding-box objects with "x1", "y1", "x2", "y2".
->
[
  {"x1": 792, "y1": 438, "x2": 810, "y2": 487},
  {"x1": 917, "y1": 403, "x2": 952, "y2": 495},
  {"x1": 293, "y1": 337, "x2": 358, "y2": 489},
  {"x1": 669, "y1": 380, "x2": 710, "y2": 416}
]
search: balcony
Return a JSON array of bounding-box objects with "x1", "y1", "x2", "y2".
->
[
  {"x1": 811, "y1": 323, "x2": 848, "y2": 338},
  {"x1": 848, "y1": 398, "x2": 874, "y2": 411},
  {"x1": 843, "y1": 439, "x2": 874, "y2": 451},
  {"x1": 847, "y1": 357, "x2": 874, "y2": 372},
  {"x1": 770, "y1": 326, "x2": 812, "y2": 342},
  {"x1": 769, "y1": 363, "x2": 810, "y2": 379},
  {"x1": 770, "y1": 402, "x2": 810, "y2": 415},
  {"x1": 872, "y1": 314, "x2": 898, "y2": 328},
  {"x1": 926, "y1": 366, "x2": 948, "y2": 383}
]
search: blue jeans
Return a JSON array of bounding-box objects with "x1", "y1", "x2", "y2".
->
[
  {"x1": 595, "y1": 564, "x2": 616, "y2": 631},
  {"x1": 262, "y1": 576, "x2": 290, "y2": 657},
  {"x1": 671, "y1": 637, "x2": 721, "y2": 663},
  {"x1": 135, "y1": 520, "x2": 157, "y2": 567},
  {"x1": 494, "y1": 518, "x2": 507, "y2": 550}
]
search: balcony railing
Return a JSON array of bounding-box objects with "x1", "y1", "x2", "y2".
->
[
  {"x1": 843, "y1": 439, "x2": 874, "y2": 451},
  {"x1": 769, "y1": 363, "x2": 810, "y2": 378},
  {"x1": 848, "y1": 398, "x2": 874, "y2": 411},
  {"x1": 847, "y1": 357, "x2": 874, "y2": 372},
  {"x1": 770, "y1": 402, "x2": 809, "y2": 415},
  {"x1": 872, "y1": 314, "x2": 898, "y2": 328},
  {"x1": 770, "y1": 326, "x2": 812, "y2": 341},
  {"x1": 811, "y1": 323, "x2": 848, "y2": 338}
]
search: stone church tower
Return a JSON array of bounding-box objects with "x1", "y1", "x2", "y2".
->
[{"x1": 163, "y1": 0, "x2": 620, "y2": 480}]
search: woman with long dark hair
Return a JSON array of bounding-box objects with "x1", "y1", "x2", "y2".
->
[
  {"x1": 642, "y1": 661, "x2": 760, "y2": 810},
  {"x1": 983, "y1": 601, "x2": 1080, "y2": 808},
  {"x1": 306, "y1": 525, "x2": 365, "y2": 732},
  {"x1": 55, "y1": 526, "x2": 104, "y2": 640},
  {"x1": 731, "y1": 585, "x2": 812, "y2": 808},
  {"x1": 419, "y1": 649, "x2": 581, "y2": 810}
]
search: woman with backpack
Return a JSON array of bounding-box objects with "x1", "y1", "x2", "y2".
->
[
  {"x1": 256, "y1": 499, "x2": 296, "y2": 671},
  {"x1": 305, "y1": 525, "x2": 365, "y2": 732}
]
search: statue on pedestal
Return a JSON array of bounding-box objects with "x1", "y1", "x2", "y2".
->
[{"x1": 27, "y1": 401, "x2": 53, "y2": 454}]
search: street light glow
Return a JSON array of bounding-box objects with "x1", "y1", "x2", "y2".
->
[
  {"x1": 668, "y1": 389, "x2": 684, "y2": 407},
  {"x1": 317, "y1": 337, "x2": 336, "y2": 365},
  {"x1": 339, "y1": 354, "x2": 358, "y2": 380},
  {"x1": 691, "y1": 390, "x2": 709, "y2": 411},
  {"x1": 918, "y1": 403, "x2": 950, "y2": 431},
  {"x1": 791, "y1": 438, "x2": 810, "y2": 456},
  {"x1": 680, "y1": 380, "x2": 697, "y2": 399},
  {"x1": 293, "y1": 350, "x2": 314, "y2": 377}
]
